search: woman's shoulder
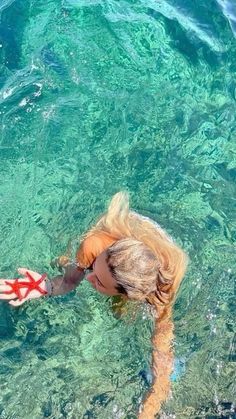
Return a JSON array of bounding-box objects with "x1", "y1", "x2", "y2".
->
[
  {"x1": 83, "y1": 230, "x2": 117, "y2": 247},
  {"x1": 76, "y1": 230, "x2": 117, "y2": 268}
]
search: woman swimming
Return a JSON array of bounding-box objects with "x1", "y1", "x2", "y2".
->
[{"x1": 0, "y1": 192, "x2": 188, "y2": 418}]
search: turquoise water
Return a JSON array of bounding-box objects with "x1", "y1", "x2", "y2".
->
[{"x1": 0, "y1": 0, "x2": 235, "y2": 418}]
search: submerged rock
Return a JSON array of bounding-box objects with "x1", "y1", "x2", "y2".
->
[{"x1": 40, "y1": 44, "x2": 68, "y2": 77}]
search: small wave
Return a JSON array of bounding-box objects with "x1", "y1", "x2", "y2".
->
[
  {"x1": 0, "y1": 0, "x2": 16, "y2": 14},
  {"x1": 143, "y1": 0, "x2": 224, "y2": 52},
  {"x1": 216, "y1": 0, "x2": 236, "y2": 37},
  {"x1": 0, "y1": 67, "x2": 42, "y2": 107},
  {"x1": 103, "y1": 1, "x2": 151, "y2": 24}
]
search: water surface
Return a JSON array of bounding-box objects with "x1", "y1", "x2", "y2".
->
[{"x1": 0, "y1": 0, "x2": 235, "y2": 417}]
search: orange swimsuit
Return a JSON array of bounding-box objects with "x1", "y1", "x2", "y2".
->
[{"x1": 76, "y1": 231, "x2": 117, "y2": 269}]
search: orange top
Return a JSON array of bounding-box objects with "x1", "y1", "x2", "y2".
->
[{"x1": 76, "y1": 231, "x2": 117, "y2": 269}]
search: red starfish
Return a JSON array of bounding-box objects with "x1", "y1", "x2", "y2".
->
[{"x1": 4, "y1": 272, "x2": 48, "y2": 301}]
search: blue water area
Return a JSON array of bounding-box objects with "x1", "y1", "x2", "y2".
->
[{"x1": 0, "y1": 0, "x2": 235, "y2": 418}]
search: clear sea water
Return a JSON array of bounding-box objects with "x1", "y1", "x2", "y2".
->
[{"x1": 0, "y1": 0, "x2": 235, "y2": 418}]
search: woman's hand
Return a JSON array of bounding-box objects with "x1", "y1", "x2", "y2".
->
[
  {"x1": 0, "y1": 268, "x2": 48, "y2": 307},
  {"x1": 50, "y1": 255, "x2": 70, "y2": 270}
]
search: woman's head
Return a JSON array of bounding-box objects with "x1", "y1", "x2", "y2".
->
[
  {"x1": 107, "y1": 238, "x2": 166, "y2": 301},
  {"x1": 85, "y1": 192, "x2": 188, "y2": 305},
  {"x1": 87, "y1": 238, "x2": 174, "y2": 303}
]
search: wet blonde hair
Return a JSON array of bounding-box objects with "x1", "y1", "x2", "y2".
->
[{"x1": 84, "y1": 192, "x2": 188, "y2": 306}]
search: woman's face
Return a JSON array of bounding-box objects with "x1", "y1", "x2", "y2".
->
[{"x1": 86, "y1": 250, "x2": 120, "y2": 296}]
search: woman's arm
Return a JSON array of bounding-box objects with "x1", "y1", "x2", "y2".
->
[
  {"x1": 49, "y1": 265, "x2": 85, "y2": 296},
  {"x1": 139, "y1": 306, "x2": 174, "y2": 419}
]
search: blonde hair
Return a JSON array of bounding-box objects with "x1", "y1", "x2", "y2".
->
[{"x1": 84, "y1": 192, "x2": 188, "y2": 306}]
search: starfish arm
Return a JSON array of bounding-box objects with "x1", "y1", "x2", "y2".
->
[
  {"x1": 4, "y1": 279, "x2": 25, "y2": 300},
  {"x1": 22, "y1": 273, "x2": 48, "y2": 298},
  {"x1": 3, "y1": 274, "x2": 48, "y2": 300}
]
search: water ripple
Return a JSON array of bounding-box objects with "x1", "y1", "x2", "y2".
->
[
  {"x1": 143, "y1": 0, "x2": 225, "y2": 52},
  {"x1": 217, "y1": 0, "x2": 236, "y2": 36}
]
